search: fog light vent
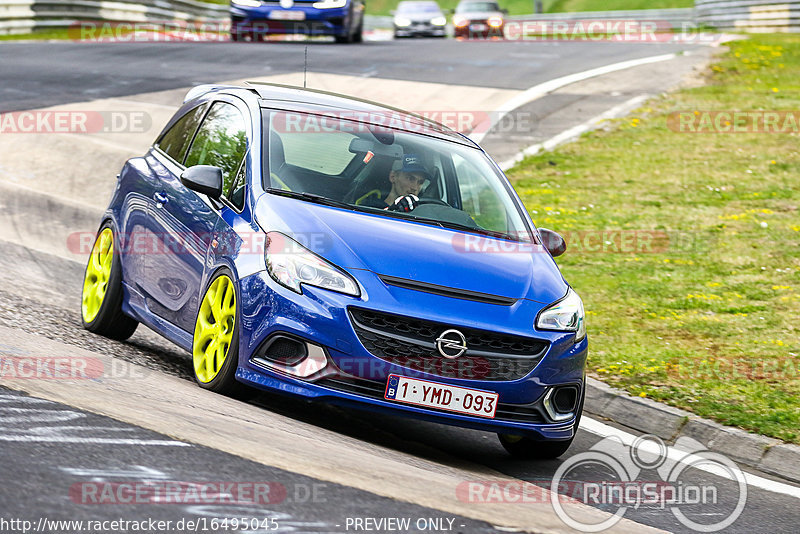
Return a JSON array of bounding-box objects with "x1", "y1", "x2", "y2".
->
[
  {"x1": 553, "y1": 386, "x2": 578, "y2": 414},
  {"x1": 259, "y1": 336, "x2": 307, "y2": 366},
  {"x1": 251, "y1": 336, "x2": 328, "y2": 379},
  {"x1": 543, "y1": 385, "x2": 579, "y2": 422}
]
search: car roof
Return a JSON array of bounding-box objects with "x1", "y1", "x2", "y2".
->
[{"x1": 198, "y1": 82, "x2": 478, "y2": 148}]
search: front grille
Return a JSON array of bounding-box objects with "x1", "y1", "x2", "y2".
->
[
  {"x1": 316, "y1": 376, "x2": 546, "y2": 424},
  {"x1": 348, "y1": 308, "x2": 548, "y2": 381}
]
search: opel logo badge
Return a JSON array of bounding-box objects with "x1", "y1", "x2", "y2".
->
[
  {"x1": 435, "y1": 329, "x2": 467, "y2": 359},
  {"x1": 279, "y1": 0, "x2": 293, "y2": 7}
]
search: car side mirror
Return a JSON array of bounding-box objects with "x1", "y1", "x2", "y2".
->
[
  {"x1": 502, "y1": 8, "x2": 508, "y2": 14},
  {"x1": 181, "y1": 165, "x2": 223, "y2": 200},
  {"x1": 539, "y1": 227, "x2": 566, "y2": 257}
]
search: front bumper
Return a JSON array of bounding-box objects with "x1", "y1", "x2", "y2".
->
[
  {"x1": 231, "y1": 5, "x2": 351, "y2": 36},
  {"x1": 394, "y1": 24, "x2": 446, "y2": 37},
  {"x1": 454, "y1": 23, "x2": 504, "y2": 39},
  {"x1": 235, "y1": 269, "x2": 587, "y2": 440}
]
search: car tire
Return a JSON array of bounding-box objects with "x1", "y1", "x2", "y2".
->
[
  {"x1": 335, "y1": 9, "x2": 358, "y2": 43},
  {"x1": 192, "y1": 268, "x2": 250, "y2": 398},
  {"x1": 353, "y1": 20, "x2": 363, "y2": 42},
  {"x1": 81, "y1": 223, "x2": 139, "y2": 341},
  {"x1": 498, "y1": 386, "x2": 585, "y2": 459}
]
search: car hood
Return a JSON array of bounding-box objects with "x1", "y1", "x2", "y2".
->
[{"x1": 254, "y1": 195, "x2": 567, "y2": 303}]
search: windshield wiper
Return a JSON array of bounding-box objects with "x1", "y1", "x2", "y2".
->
[{"x1": 266, "y1": 188, "x2": 355, "y2": 210}]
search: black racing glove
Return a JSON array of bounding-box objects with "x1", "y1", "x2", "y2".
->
[{"x1": 386, "y1": 194, "x2": 420, "y2": 213}]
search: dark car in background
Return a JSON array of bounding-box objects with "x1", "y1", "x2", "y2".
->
[
  {"x1": 230, "y1": 0, "x2": 365, "y2": 43},
  {"x1": 452, "y1": 0, "x2": 505, "y2": 39},
  {"x1": 393, "y1": 1, "x2": 447, "y2": 38}
]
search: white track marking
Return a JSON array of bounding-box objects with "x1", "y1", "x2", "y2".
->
[
  {"x1": 582, "y1": 417, "x2": 800, "y2": 500},
  {"x1": 470, "y1": 53, "x2": 678, "y2": 143},
  {"x1": 499, "y1": 94, "x2": 649, "y2": 170}
]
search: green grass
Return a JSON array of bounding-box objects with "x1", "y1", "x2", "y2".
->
[
  {"x1": 507, "y1": 34, "x2": 800, "y2": 444},
  {"x1": 366, "y1": 0, "x2": 692, "y2": 17},
  {"x1": 546, "y1": 0, "x2": 693, "y2": 13},
  {"x1": 0, "y1": 28, "x2": 73, "y2": 41}
]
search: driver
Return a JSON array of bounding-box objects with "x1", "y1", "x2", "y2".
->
[{"x1": 360, "y1": 153, "x2": 429, "y2": 212}]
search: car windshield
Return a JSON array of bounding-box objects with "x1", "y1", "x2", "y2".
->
[
  {"x1": 456, "y1": 2, "x2": 500, "y2": 13},
  {"x1": 263, "y1": 110, "x2": 532, "y2": 242},
  {"x1": 397, "y1": 2, "x2": 441, "y2": 13}
]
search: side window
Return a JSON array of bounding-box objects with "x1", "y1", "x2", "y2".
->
[
  {"x1": 156, "y1": 104, "x2": 207, "y2": 163},
  {"x1": 184, "y1": 102, "x2": 248, "y2": 208},
  {"x1": 453, "y1": 153, "x2": 508, "y2": 232}
]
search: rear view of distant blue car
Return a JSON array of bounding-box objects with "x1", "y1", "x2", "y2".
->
[
  {"x1": 81, "y1": 83, "x2": 588, "y2": 458},
  {"x1": 230, "y1": 0, "x2": 364, "y2": 42}
]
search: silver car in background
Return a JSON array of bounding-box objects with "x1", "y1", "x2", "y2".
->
[{"x1": 393, "y1": 1, "x2": 447, "y2": 38}]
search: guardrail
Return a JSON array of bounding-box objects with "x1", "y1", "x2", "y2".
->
[
  {"x1": 0, "y1": 0, "x2": 227, "y2": 34},
  {"x1": 695, "y1": 0, "x2": 800, "y2": 31},
  {"x1": 0, "y1": 0, "x2": 393, "y2": 35},
  {"x1": 512, "y1": 8, "x2": 695, "y2": 29},
  {"x1": 3, "y1": 1, "x2": 800, "y2": 37}
]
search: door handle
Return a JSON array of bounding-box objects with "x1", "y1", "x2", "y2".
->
[{"x1": 154, "y1": 191, "x2": 169, "y2": 207}]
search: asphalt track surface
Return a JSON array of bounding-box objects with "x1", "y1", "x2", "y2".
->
[
  {"x1": 0, "y1": 387, "x2": 497, "y2": 533},
  {"x1": 0, "y1": 39, "x2": 700, "y2": 112},
  {"x1": 1, "y1": 37, "x2": 799, "y2": 534}
]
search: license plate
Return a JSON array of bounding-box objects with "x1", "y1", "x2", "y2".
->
[
  {"x1": 470, "y1": 23, "x2": 487, "y2": 31},
  {"x1": 384, "y1": 374, "x2": 498, "y2": 419},
  {"x1": 269, "y1": 10, "x2": 305, "y2": 20}
]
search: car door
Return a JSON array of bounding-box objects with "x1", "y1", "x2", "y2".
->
[{"x1": 146, "y1": 99, "x2": 249, "y2": 332}]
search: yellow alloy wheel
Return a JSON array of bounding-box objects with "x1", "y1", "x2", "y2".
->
[
  {"x1": 193, "y1": 275, "x2": 237, "y2": 383},
  {"x1": 81, "y1": 228, "x2": 114, "y2": 323}
]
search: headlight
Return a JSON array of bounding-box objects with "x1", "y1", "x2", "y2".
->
[
  {"x1": 232, "y1": 0, "x2": 262, "y2": 7},
  {"x1": 488, "y1": 16, "x2": 503, "y2": 27},
  {"x1": 453, "y1": 16, "x2": 468, "y2": 28},
  {"x1": 265, "y1": 232, "x2": 360, "y2": 297},
  {"x1": 536, "y1": 288, "x2": 586, "y2": 341},
  {"x1": 313, "y1": 0, "x2": 347, "y2": 8},
  {"x1": 394, "y1": 17, "x2": 412, "y2": 27},
  {"x1": 431, "y1": 16, "x2": 447, "y2": 26}
]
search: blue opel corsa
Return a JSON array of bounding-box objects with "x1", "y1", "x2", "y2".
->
[{"x1": 81, "y1": 83, "x2": 587, "y2": 458}]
